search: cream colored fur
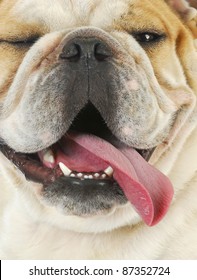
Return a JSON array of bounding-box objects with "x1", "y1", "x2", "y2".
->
[{"x1": 0, "y1": 0, "x2": 197, "y2": 259}]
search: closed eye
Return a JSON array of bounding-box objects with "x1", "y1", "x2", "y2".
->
[{"x1": 0, "y1": 36, "x2": 39, "y2": 46}]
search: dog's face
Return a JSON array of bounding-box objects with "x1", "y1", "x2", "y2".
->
[{"x1": 0, "y1": 0, "x2": 197, "y2": 232}]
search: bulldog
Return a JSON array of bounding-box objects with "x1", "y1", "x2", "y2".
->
[{"x1": 0, "y1": 0, "x2": 197, "y2": 259}]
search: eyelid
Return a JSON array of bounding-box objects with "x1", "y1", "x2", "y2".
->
[
  {"x1": 131, "y1": 31, "x2": 166, "y2": 44},
  {"x1": 0, "y1": 36, "x2": 39, "y2": 44},
  {"x1": 131, "y1": 27, "x2": 166, "y2": 35},
  {"x1": 132, "y1": 31, "x2": 166, "y2": 37}
]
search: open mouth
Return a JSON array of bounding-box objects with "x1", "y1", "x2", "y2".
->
[{"x1": 0, "y1": 103, "x2": 174, "y2": 226}]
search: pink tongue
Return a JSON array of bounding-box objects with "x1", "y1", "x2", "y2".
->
[{"x1": 61, "y1": 132, "x2": 174, "y2": 226}]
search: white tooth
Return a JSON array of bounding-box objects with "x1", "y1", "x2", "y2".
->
[
  {"x1": 104, "y1": 166, "x2": 113, "y2": 177},
  {"x1": 94, "y1": 173, "x2": 100, "y2": 178},
  {"x1": 102, "y1": 174, "x2": 107, "y2": 179},
  {"x1": 70, "y1": 173, "x2": 76, "y2": 177},
  {"x1": 84, "y1": 175, "x2": 89, "y2": 179},
  {"x1": 77, "y1": 173, "x2": 83, "y2": 178},
  {"x1": 59, "y1": 162, "x2": 72, "y2": 176},
  {"x1": 43, "y1": 149, "x2": 55, "y2": 164},
  {"x1": 89, "y1": 175, "x2": 93, "y2": 179}
]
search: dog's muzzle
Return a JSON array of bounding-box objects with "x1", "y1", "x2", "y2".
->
[{"x1": 0, "y1": 28, "x2": 174, "y2": 226}]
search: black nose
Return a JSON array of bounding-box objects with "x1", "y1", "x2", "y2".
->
[{"x1": 60, "y1": 38, "x2": 112, "y2": 62}]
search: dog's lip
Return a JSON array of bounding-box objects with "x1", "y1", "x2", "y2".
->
[
  {"x1": 0, "y1": 130, "x2": 173, "y2": 226},
  {"x1": 0, "y1": 144, "x2": 62, "y2": 184},
  {"x1": 0, "y1": 132, "x2": 124, "y2": 184},
  {"x1": 0, "y1": 131, "x2": 153, "y2": 184}
]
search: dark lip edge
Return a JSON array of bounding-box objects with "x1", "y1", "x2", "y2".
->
[
  {"x1": 0, "y1": 143, "x2": 62, "y2": 184},
  {"x1": 137, "y1": 147, "x2": 156, "y2": 161},
  {"x1": 0, "y1": 143, "x2": 122, "y2": 193},
  {"x1": 0, "y1": 136, "x2": 155, "y2": 186}
]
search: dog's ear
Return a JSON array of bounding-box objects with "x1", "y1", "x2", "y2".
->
[
  {"x1": 165, "y1": 0, "x2": 196, "y2": 19},
  {"x1": 166, "y1": 0, "x2": 197, "y2": 37}
]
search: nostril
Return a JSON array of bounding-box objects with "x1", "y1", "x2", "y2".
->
[
  {"x1": 60, "y1": 43, "x2": 81, "y2": 62},
  {"x1": 94, "y1": 43, "x2": 112, "y2": 61},
  {"x1": 59, "y1": 38, "x2": 112, "y2": 63}
]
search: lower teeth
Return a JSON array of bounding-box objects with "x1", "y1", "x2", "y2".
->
[
  {"x1": 70, "y1": 172, "x2": 109, "y2": 180},
  {"x1": 58, "y1": 162, "x2": 113, "y2": 179}
]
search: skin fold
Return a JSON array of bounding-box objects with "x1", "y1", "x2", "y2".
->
[{"x1": 0, "y1": 0, "x2": 197, "y2": 259}]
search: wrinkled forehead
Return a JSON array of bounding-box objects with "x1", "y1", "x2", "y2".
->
[
  {"x1": 1, "y1": 0, "x2": 133, "y2": 30},
  {"x1": 0, "y1": 0, "x2": 180, "y2": 39}
]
